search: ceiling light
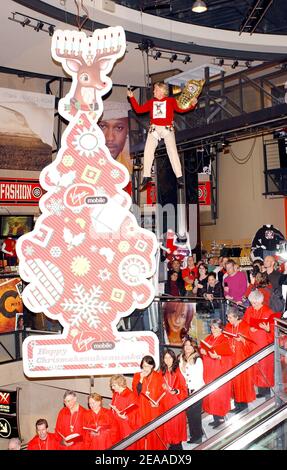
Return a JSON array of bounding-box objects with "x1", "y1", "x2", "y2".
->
[
  {"x1": 192, "y1": 0, "x2": 208, "y2": 13},
  {"x1": 153, "y1": 51, "x2": 162, "y2": 60},
  {"x1": 170, "y1": 53, "x2": 177, "y2": 63},
  {"x1": 22, "y1": 18, "x2": 31, "y2": 27},
  {"x1": 35, "y1": 21, "x2": 44, "y2": 32},
  {"x1": 183, "y1": 55, "x2": 191, "y2": 64},
  {"x1": 48, "y1": 25, "x2": 55, "y2": 36}
]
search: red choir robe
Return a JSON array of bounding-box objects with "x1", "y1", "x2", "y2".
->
[
  {"x1": 224, "y1": 320, "x2": 256, "y2": 403},
  {"x1": 202, "y1": 333, "x2": 233, "y2": 417},
  {"x1": 111, "y1": 387, "x2": 139, "y2": 450},
  {"x1": 161, "y1": 368, "x2": 188, "y2": 446},
  {"x1": 55, "y1": 404, "x2": 87, "y2": 450},
  {"x1": 243, "y1": 305, "x2": 275, "y2": 387},
  {"x1": 132, "y1": 370, "x2": 166, "y2": 450},
  {"x1": 27, "y1": 433, "x2": 60, "y2": 450},
  {"x1": 83, "y1": 407, "x2": 117, "y2": 450}
]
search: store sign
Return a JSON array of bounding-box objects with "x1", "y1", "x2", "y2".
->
[
  {"x1": 198, "y1": 181, "x2": 211, "y2": 205},
  {"x1": 0, "y1": 178, "x2": 43, "y2": 205},
  {"x1": 0, "y1": 389, "x2": 18, "y2": 439},
  {"x1": 0, "y1": 390, "x2": 17, "y2": 414}
]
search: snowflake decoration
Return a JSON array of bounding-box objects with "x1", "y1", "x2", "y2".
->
[
  {"x1": 110, "y1": 169, "x2": 120, "y2": 179},
  {"x1": 98, "y1": 158, "x2": 106, "y2": 166},
  {"x1": 24, "y1": 245, "x2": 35, "y2": 256},
  {"x1": 98, "y1": 268, "x2": 111, "y2": 281},
  {"x1": 46, "y1": 197, "x2": 65, "y2": 216},
  {"x1": 60, "y1": 283, "x2": 111, "y2": 328},
  {"x1": 50, "y1": 246, "x2": 62, "y2": 258},
  {"x1": 71, "y1": 256, "x2": 91, "y2": 276},
  {"x1": 73, "y1": 127, "x2": 99, "y2": 157},
  {"x1": 62, "y1": 155, "x2": 75, "y2": 167},
  {"x1": 118, "y1": 255, "x2": 149, "y2": 286},
  {"x1": 90, "y1": 245, "x2": 98, "y2": 253}
]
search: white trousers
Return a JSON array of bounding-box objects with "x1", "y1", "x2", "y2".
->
[{"x1": 143, "y1": 125, "x2": 182, "y2": 178}]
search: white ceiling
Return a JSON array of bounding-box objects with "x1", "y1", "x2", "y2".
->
[{"x1": 0, "y1": 0, "x2": 266, "y2": 87}]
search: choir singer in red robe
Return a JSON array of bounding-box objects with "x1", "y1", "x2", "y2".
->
[
  {"x1": 243, "y1": 289, "x2": 275, "y2": 399},
  {"x1": 27, "y1": 418, "x2": 59, "y2": 450},
  {"x1": 225, "y1": 307, "x2": 256, "y2": 413},
  {"x1": 160, "y1": 349, "x2": 187, "y2": 449},
  {"x1": 84, "y1": 393, "x2": 117, "y2": 450},
  {"x1": 132, "y1": 355, "x2": 166, "y2": 450},
  {"x1": 55, "y1": 390, "x2": 87, "y2": 450},
  {"x1": 200, "y1": 319, "x2": 233, "y2": 428},
  {"x1": 110, "y1": 374, "x2": 139, "y2": 450}
]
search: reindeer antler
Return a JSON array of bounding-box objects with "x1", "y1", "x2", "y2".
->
[{"x1": 54, "y1": 34, "x2": 85, "y2": 63}]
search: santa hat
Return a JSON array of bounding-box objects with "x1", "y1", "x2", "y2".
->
[{"x1": 101, "y1": 100, "x2": 130, "y2": 121}]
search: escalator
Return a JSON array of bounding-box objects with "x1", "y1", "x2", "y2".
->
[{"x1": 112, "y1": 343, "x2": 282, "y2": 450}]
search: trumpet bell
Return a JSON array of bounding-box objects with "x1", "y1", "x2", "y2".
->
[
  {"x1": 175, "y1": 79, "x2": 205, "y2": 110},
  {"x1": 172, "y1": 85, "x2": 182, "y2": 96}
]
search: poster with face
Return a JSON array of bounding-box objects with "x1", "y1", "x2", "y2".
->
[
  {"x1": 0, "y1": 278, "x2": 23, "y2": 333},
  {"x1": 98, "y1": 101, "x2": 132, "y2": 174},
  {"x1": 163, "y1": 301, "x2": 195, "y2": 346}
]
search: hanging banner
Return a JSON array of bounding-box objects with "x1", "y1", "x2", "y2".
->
[
  {"x1": 0, "y1": 88, "x2": 54, "y2": 171},
  {"x1": 198, "y1": 181, "x2": 211, "y2": 205},
  {"x1": 0, "y1": 178, "x2": 43, "y2": 205}
]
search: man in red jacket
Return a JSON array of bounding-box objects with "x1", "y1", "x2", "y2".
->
[
  {"x1": 27, "y1": 418, "x2": 59, "y2": 450},
  {"x1": 128, "y1": 82, "x2": 197, "y2": 191}
]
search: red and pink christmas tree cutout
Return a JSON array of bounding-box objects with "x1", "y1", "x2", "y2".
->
[{"x1": 17, "y1": 27, "x2": 159, "y2": 377}]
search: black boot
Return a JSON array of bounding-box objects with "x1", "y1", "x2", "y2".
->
[
  {"x1": 140, "y1": 177, "x2": 152, "y2": 192},
  {"x1": 256, "y1": 387, "x2": 271, "y2": 398},
  {"x1": 177, "y1": 176, "x2": 184, "y2": 188},
  {"x1": 169, "y1": 442, "x2": 183, "y2": 450}
]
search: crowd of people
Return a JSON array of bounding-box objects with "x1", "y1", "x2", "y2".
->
[{"x1": 163, "y1": 254, "x2": 286, "y2": 344}]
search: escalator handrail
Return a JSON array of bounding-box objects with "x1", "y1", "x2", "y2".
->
[
  {"x1": 222, "y1": 401, "x2": 287, "y2": 450},
  {"x1": 111, "y1": 343, "x2": 274, "y2": 449}
]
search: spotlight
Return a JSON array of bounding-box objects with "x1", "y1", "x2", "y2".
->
[
  {"x1": 138, "y1": 39, "x2": 154, "y2": 52},
  {"x1": 192, "y1": 0, "x2": 208, "y2": 13},
  {"x1": 183, "y1": 55, "x2": 191, "y2": 64},
  {"x1": 34, "y1": 21, "x2": 44, "y2": 32},
  {"x1": 219, "y1": 58, "x2": 224, "y2": 66},
  {"x1": 153, "y1": 51, "x2": 162, "y2": 60},
  {"x1": 231, "y1": 60, "x2": 239, "y2": 69},
  {"x1": 170, "y1": 53, "x2": 177, "y2": 63},
  {"x1": 48, "y1": 25, "x2": 55, "y2": 37},
  {"x1": 22, "y1": 18, "x2": 31, "y2": 27}
]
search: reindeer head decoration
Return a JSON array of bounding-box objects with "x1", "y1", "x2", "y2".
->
[{"x1": 52, "y1": 27, "x2": 126, "y2": 121}]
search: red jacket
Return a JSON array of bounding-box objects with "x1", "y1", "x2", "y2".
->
[
  {"x1": 27, "y1": 433, "x2": 60, "y2": 450},
  {"x1": 129, "y1": 96, "x2": 196, "y2": 127}
]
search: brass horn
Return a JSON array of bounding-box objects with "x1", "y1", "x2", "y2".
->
[{"x1": 175, "y1": 79, "x2": 205, "y2": 110}]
